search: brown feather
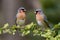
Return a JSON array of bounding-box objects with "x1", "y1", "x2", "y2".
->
[
  {"x1": 36, "y1": 13, "x2": 49, "y2": 29},
  {"x1": 16, "y1": 12, "x2": 26, "y2": 20},
  {"x1": 36, "y1": 13, "x2": 44, "y2": 21}
]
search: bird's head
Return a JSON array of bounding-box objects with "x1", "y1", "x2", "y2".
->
[
  {"x1": 18, "y1": 7, "x2": 26, "y2": 13},
  {"x1": 34, "y1": 9, "x2": 42, "y2": 14}
]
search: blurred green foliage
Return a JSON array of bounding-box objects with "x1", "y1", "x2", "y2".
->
[
  {"x1": 26, "y1": 10, "x2": 36, "y2": 24},
  {"x1": 0, "y1": 22, "x2": 60, "y2": 40},
  {"x1": 40, "y1": 0, "x2": 60, "y2": 24}
]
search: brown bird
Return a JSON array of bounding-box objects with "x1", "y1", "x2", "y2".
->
[
  {"x1": 35, "y1": 9, "x2": 52, "y2": 30},
  {"x1": 16, "y1": 7, "x2": 26, "y2": 26}
]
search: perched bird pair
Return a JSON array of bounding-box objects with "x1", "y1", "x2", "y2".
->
[{"x1": 16, "y1": 7, "x2": 52, "y2": 30}]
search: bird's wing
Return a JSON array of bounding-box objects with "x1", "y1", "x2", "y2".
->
[{"x1": 42, "y1": 14, "x2": 52, "y2": 29}]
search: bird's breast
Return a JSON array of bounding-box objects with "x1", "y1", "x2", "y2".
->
[
  {"x1": 17, "y1": 13, "x2": 26, "y2": 20},
  {"x1": 36, "y1": 14, "x2": 44, "y2": 21},
  {"x1": 37, "y1": 21, "x2": 43, "y2": 26},
  {"x1": 37, "y1": 21, "x2": 47, "y2": 27},
  {"x1": 17, "y1": 20, "x2": 25, "y2": 25}
]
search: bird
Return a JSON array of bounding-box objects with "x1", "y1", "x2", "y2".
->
[
  {"x1": 34, "y1": 9, "x2": 52, "y2": 30},
  {"x1": 16, "y1": 7, "x2": 26, "y2": 27}
]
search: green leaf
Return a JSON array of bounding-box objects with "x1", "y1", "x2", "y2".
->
[
  {"x1": 33, "y1": 30, "x2": 39, "y2": 34},
  {"x1": 25, "y1": 22, "x2": 36, "y2": 30},
  {"x1": 54, "y1": 23, "x2": 60, "y2": 29},
  {"x1": 3, "y1": 29, "x2": 10, "y2": 33},
  {"x1": 22, "y1": 30, "x2": 30, "y2": 36},
  {"x1": 3, "y1": 23, "x2": 9, "y2": 29}
]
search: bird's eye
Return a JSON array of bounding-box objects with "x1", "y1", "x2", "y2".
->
[
  {"x1": 22, "y1": 9, "x2": 26, "y2": 12},
  {"x1": 22, "y1": 9, "x2": 24, "y2": 10},
  {"x1": 36, "y1": 11, "x2": 38, "y2": 13}
]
